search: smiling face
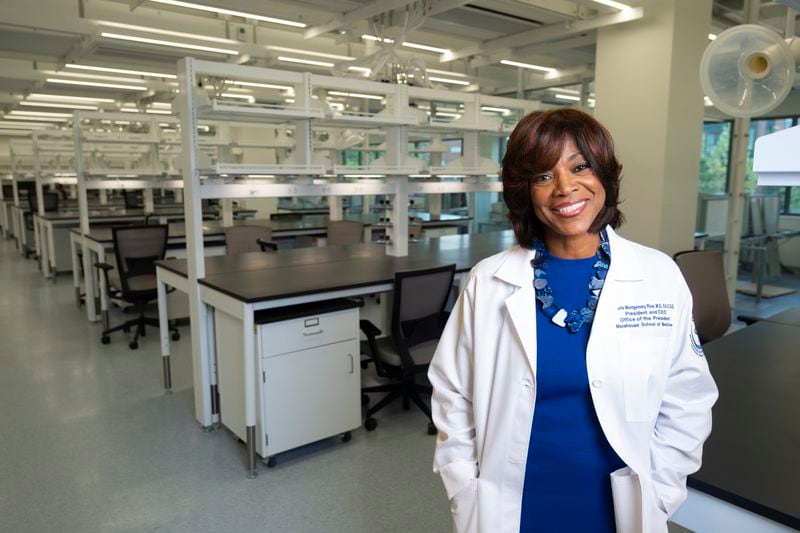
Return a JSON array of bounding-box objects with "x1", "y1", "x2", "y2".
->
[{"x1": 529, "y1": 137, "x2": 606, "y2": 258}]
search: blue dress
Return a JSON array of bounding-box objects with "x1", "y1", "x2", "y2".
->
[{"x1": 519, "y1": 252, "x2": 625, "y2": 533}]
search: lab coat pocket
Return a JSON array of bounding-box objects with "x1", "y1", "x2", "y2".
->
[
  {"x1": 450, "y1": 477, "x2": 478, "y2": 533},
  {"x1": 619, "y1": 339, "x2": 665, "y2": 422},
  {"x1": 610, "y1": 467, "x2": 642, "y2": 533}
]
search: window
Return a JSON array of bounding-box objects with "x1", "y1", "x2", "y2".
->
[
  {"x1": 698, "y1": 117, "x2": 799, "y2": 215},
  {"x1": 699, "y1": 121, "x2": 731, "y2": 194}
]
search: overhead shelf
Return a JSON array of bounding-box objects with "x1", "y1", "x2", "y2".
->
[{"x1": 198, "y1": 100, "x2": 326, "y2": 123}]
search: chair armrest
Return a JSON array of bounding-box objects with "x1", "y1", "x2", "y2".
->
[
  {"x1": 737, "y1": 314, "x2": 761, "y2": 326},
  {"x1": 257, "y1": 238, "x2": 278, "y2": 252},
  {"x1": 94, "y1": 262, "x2": 115, "y2": 272},
  {"x1": 359, "y1": 319, "x2": 382, "y2": 339}
]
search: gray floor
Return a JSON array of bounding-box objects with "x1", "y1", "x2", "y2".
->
[
  {"x1": 0, "y1": 238, "x2": 452, "y2": 533},
  {"x1": 1, "y1": 236, "x2": 796, "y2": 533}
]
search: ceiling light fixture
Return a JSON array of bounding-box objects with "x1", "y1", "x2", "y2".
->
[
  {"x1": 46, "y1": 78, "x2": 147, "y2": 91},
  {"x1": 44, "y1": 70, "x2": 154, "y2": 84},
  {"x1": 277, "y1": 56, "x2": 334, "y2": 67},
  {"x1": 426, "y1": 68, "x2": 467, "y2": 78},
  {"x1": 708, "y1": 33, "x2": 717, "y2": 40},
  {"x1": 347, "y1": 66, "x2": 371, "y2": 74},
  {"x1": 435, "y1": 111, "x2": 462, "y2": 118},
  {"x1": 266, "y1": 46, "x2": 353, "y2": 61},
  {"x1": 20, "y1": 102, "x2": 98, "y2": 111},
  {"x1": 481, "y1": 106, "x2": 511, "y2": 115},
  {"x1": 428, "y1": 76, "x2": 471, "y2": 86},
  {"x1": 28, "y1": 93, "x2": 116, "y2": 103},
  {"x1": 100, "y1": 21, "x2": 237, "y2": 45},
  {"x1": 220, "y1": 93, "x2": 256, "y2": 103},
  {"x1": 590, "y1": 0, "x2": 632, "y2": 10},
  {"x1": 0, "y1": 121, "x2": 48, "y2": 129},
  {"x1": 500, "y1": 59, "x2": 557, "y2": 73},
  {"x1": 65, "y1": 64, "x2": 177, "y2": 79},
  {"x1": 148, "y1": 0, "x2": 306, "y2": 28},
  {"x1": 150, "y1": 102, "x2": 173, "y2": 109},
  {"x1": 145, "y1": 109, "x2": 173, "y2": 115},
  {"x1": 225, "y1": 80, "x2": 294, "y2": 91},
  {"x1": 3, "y1": 115, "x2": 69, "y2": 122},
  {"x1": 9, "y1": 110, "x2": 73, "y2": 118},
  {"x1": 327, "y1": 91, "x2": 383, "y2": 100},
  {"x1": 100, "y1": 32, "x2": 240, "y2": 55},
  {"x1": 554, "y1": 94, "x2": 581, "y2": 101},
  {"x1": 361, "y1": 34, "x2": 450, "y2": 54}
]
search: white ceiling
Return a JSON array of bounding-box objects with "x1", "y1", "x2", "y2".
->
[{"x1": 0, "y1": 0, "x2": 796, "y2": 120}]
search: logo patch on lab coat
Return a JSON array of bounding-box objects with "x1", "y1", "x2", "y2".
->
[{"x1": 690, "y1": 321, "x2": 704, "y2": 357}]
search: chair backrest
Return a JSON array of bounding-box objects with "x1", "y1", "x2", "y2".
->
[
  {"x1": 43, "y1": 192, "x2": 59, "y2": 212},
  {"x1": 224, "y1": 225, "x2": 273, "y2": 255},
  {"x1": 390, "y1": 263, "x2": 456, "y2": 363},
  {"x1": 112, "y1": 225, "x2": 168, "y2": 296},
  {"x1": 123, "y1": 189, "x2": 144, "y2": 209},
  {"x1": 26, "y1": 192, "x2": 59, "y2": 212},
  {"x1": 674, "y1": 250, "x2": 731, "y2": 343},
  {"x1": 327, "y1": 220, "x2": 363, "y2": 246}
]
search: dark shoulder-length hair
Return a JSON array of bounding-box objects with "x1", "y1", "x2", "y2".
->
[{"x1": 501, "y1": 108, "x2": 624, "y2": 248}]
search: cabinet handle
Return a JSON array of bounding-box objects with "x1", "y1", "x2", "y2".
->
[
  {"x1": 348, "y1": 354, "x2": 354, "y2": 374},
  {"x1": 303, "y1": 329, "x2": 323, "y2": 336}
]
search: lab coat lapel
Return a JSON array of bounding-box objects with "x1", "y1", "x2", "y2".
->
[{"x1": 494, "y1": 246, "x2": 538, "y2": 376}]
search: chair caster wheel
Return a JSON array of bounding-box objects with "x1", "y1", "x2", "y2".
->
[
  {"x1": 361, "y1": 393, "x2": 369, "y2": 405},
  {"x1": 171, "y1": 332, "x2": 180, "y2": 341},
  {"x1": 101, "y1": 336, "x2": 110, "y2": 345},
  {"x1": 340, "y1": 431, "x2": 352, "y2": 443},
  {"x1": 427, "y1": 422, "x2": 437, "y2": 435},
  {"x1": 364, "y1": 418, "x2": 377, "y2": 431},
  {"x1": 266, "y1": 456, "x2": 276, "y2": 468},
  {"x1": 129, "y1": 341, "x2": 138, "y2": 350}
]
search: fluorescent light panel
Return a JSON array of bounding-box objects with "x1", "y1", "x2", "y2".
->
[
  {"x1": 28, "y1": 93, "x2": 116, "y2": 103},
  {"x1": 591, "y1": 0, "x2": 632, "y2": 10},
  {"x1": 9, "y1": 110, "x2": 72, "y2": 117},
  {"x1": 44, "y1": 70, "x2": 153, "y2": 84},
  {"x1": 708, "y1": 33, "x2": 717, "y2": 40},
  {"x1": 266, "y1": 45, "x2": 353, "y2": 61},
  {"x1": 500, "y1": 59, "x2": 556, "y2": 73},
  {"x1": 145, "y1": 109, "x2": 172, "y2": 114},
  {"x1": 555, "y1": 94, "x2": 581, "y2": 101},
  {"x1": 327, "y1": 91, "x2": 383, "y2": 100},
  {"x1": 100, "y1": 32, "x2": 239, "y2": 55},
  {"x1": 220, "y1": 93, "x2": 255, "y2": 103},
  {"x1": 361, "y1": 34, "x2": 449, "y2": 54},
  {"x1": 226, "y1": 80, "x2": 294, "y2": 91},
  {"x1": 46, "y1": 78, "x2": 147, "y2": 91},
  {"x1": 277, "y1": 56, "x2": 333, "y2": 67},
  {"x1": 428, "y1": 76, "x2": 470, "y2": 86},
  {"x1": 100, "y1": 21, "x2": 237, "y2": 45},
  {"x1": 20, "y1": 102, "x2": 98, "y2": 110},
  {"x1": 3, "y1": 115, "x2": 68, "y2": 122},
  {"x1": 65, "y1": 64, "x2": 177, "y2": 79},
  {"x1": 426, "y1": 68, "x2": 467, "y2": 78},
  {"x1": 149, "y1": 0, "x2": 306, "y2": 28}
]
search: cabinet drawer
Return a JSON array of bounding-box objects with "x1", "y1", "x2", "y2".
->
[{"x1": 259, "y1": 307, "x2": 358, "y2": 357}]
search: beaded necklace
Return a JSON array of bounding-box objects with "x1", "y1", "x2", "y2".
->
[{"x1": 530, "y1": 229, "x2": 611, "y2": 333}]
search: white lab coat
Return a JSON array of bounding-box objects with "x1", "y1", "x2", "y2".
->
[{"x1": 429, "y1": 226, "x2": 718, "y2": 533}]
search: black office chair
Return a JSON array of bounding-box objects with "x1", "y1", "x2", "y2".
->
[
  {"x1": 123, "y1": 190, "x2": 144, "y2": 209},
  {"x1": 327, "y1": 220, "x2": 363, "y2": 246},
  {"x1": 674, "y1": 250, "x2": 731, "y2": 343},
  {"x1": 95, "y1": 225, "x2": 179, "y2": 349},
  {"x1": 27, "y1": 192, "x2": 59, "y2": 213},
  {"x1": 360, "y1": 263, "x2": 456, "y2": 435},
  {"x1": 223, "y1": 225, "x2": 277, "y2": 255}
]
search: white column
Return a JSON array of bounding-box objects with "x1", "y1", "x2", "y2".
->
[{"x1": 593, "y1": 0, "x2": 712, "y2": 256}]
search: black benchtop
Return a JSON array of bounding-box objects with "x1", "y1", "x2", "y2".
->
[
  {"x1": 690, "y1": 320, "x2": 800, "y2": 528},
  {"x1": 156, "y1": 230, "x2": 516, "y2": 303}
]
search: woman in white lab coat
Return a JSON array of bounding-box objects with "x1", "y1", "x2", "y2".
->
[{"x1": 428, "y1": 109, "x2": 718, "y2": 533}]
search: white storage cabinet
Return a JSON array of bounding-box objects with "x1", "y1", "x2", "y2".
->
[{"x1": 216, "y1": 298, "x2": 361, "y2": 466}]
